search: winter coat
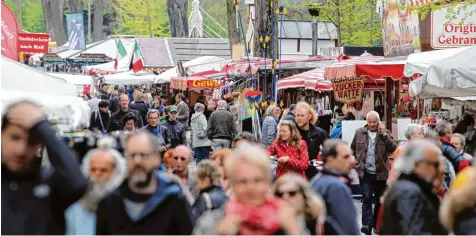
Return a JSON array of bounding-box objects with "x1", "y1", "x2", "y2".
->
[
  {"x1": 108, "y1": 108, "x2": 144, "y2": 132},
  {"x1": 380, "y1": 173, "x2": 448, "y2": 235},
  {"x1": 176, "y1": 101, "x2": 190, "y2": 129},
  {"x1": 330, "y1": 121, "x2": 343, "y2": 139},
  {"x1": 108, "y1": 95, "x2": 120, "y2": 113},
  {"x1": 283, "y1": 112, "x2": 296, "y2": 122},
  {"x1": 298, "y1": 125, "x2": 328, "y2": 179},
  {"x1": 164, "y1": 119, "x2": 187, "y2": 148},
  {"x1": 441, "y1": 137, "x2": 472, "y2": 172},
  {"x1": 191, "y1": 112, "x2": 212, "y2": 148},
  {"x1": 351, "y1": 125, "x2": 397, "y2": 181},
  {"x1": 311, "y1": 168, "x2": 360, "y2": 235},
  {"x1": 267, "y1": 139, "x2": 309, "y2": 179},
  {"x1": 191, "y1": 185, "x2": 228, "y2": 220},
  {"x1": 1, "y1": 121, "x2": 88, "y2": 235},
  {"x1": 89, "y1": 110, "x2": 112, "y2": 132},
  {"x1": 142, "y1": 124, "x2": 169, "y2": 148},
  {"x1": 95, "y1": 172, "x2": 194, "y2": 235},
  {"x1": 207, "y1": 109, "x2": 237, "y2": 141},
  {"x1": 130, "y1": 101, "x2": 149, "y2": 125},
  {"x1": 261, "y1": 116, "x2": 279, "y2": 147}
]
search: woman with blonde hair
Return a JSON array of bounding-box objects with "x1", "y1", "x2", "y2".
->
[
  {"x1": 268, "y1": 120, "x2": 309, "y2": 179},
  {"x1": 272, "y1": 173, "x2": 326, "y2": 235}
]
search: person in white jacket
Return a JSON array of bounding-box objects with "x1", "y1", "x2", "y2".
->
[{"x1": 191, "y1": 103, "x2": 212, "y2": 163}]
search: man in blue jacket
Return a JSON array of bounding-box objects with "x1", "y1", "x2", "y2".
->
[{"x1": 311, "y1": 139, "x2": 360, "y2": 235}]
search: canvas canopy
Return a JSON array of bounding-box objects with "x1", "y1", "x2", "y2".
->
[
  {"x1": 103, "y1": 71, "x2": 158, "y2": 85},
  {"x1": 154, "y1": 56, "x2": 228, "y2": 83}
]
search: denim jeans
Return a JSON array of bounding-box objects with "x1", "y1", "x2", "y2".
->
[
  {"x1": 360, "y1": 171, "x2": 386, "y2": 228},
  {"x1": 211, "y1": 139, "x2": 231, "y2": 151},
  {"x1": 193, "y1": 146, "x2": 211, "y2": 163}
]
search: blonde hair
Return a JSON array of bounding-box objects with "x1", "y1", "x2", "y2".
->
[
  {"x1": 296, "y1": 102, "x2": 318, "y2": 125},
  {"x1": 195, "y1": 160, "x2": 222, "y2": 185},
  {"x1": 277, "y1": 120, "x2": 302, "y2": 151},
  {"x1": 224, "y1": 144, "x2": 272, "y2": 183},
  {"x1": 272, "y1": 173, "x2": 326, "y2": 220}
]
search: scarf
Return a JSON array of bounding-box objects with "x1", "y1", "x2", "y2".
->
[{"x1": 225, "y1": 196, "x2": 281, "y2": 235}]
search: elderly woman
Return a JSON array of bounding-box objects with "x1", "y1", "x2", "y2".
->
[
  {"x1": 193, "y1": 144, "x2": 308, "y2": 235},
  {"x1": 191, "y1": 160, "x2": 228, "y2": 220},
  {"x1": 261, "y1": 105, "x2": 281, "y2": 148},
  {"x1": 191, "y1": 103, "x2": 212, "y2": 163},
  {"x1": 451, "y1": 133, "x2": 474, "y2": 161},
  {"x1": 272, "y1": 173, "x2": 326, "y2": 235}
]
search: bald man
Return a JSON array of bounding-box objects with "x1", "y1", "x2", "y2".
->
[
  {"x1": 172, "y1": 145, "x2": 198, "y2": 197},
  {"x1": 108, "y1": 94, "x2": 143, "y2": 132},
  {"x1": 66, "y1": 146, "x2": 127, "y2": 235}
]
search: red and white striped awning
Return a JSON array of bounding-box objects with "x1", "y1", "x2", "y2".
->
[{"x1": 277, "y1": 55, "x2": 385, "y2": 91}]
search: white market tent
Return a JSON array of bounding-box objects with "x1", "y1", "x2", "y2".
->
[
  {"x1": 102, "y1": 71, "x2": 158, "y2": 85},
  {"x1": 406, "y1": 46, "x2": 476, "y2": 98},
  {"x1": 1, "y1": 57, "x2": 90, "y2": 130},
  {"x1": 46, "y1": 73, "x2": 94, "y2": 85},
  {"x1": 154, "y1": 56, "x2": 228, "y2": 83}
]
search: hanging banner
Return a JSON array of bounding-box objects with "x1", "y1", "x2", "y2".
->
[
  {"x1": 332, "y1": 77, "x2": 364, "y2": 104},
  {"x1": 65, "y1": 13, "x2": 86, "y2": 50},
  {"x1": 188, "y1": 79, "x2": 221, "y2": 89},
  {"x1": 430, "y1": 4, "x2": 476, "y2": 49},
  {"x1": 18, "y1": 33, "x2": 50, "y2": 54},
  {"x1": 1, "y1": 2, "x2": 19, "y2": 61}
]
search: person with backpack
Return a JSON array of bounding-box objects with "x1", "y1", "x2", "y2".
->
[
  {"x1": 89, "y1": 100, "x2": 112, "y2": 133},
  {"x1": 191, "y1": 160, "x2": 228, "y2": 221}
]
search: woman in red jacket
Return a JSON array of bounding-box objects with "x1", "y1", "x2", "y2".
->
[{"x1": 267, "y1": 120, "x2": 309, "y2": 179}]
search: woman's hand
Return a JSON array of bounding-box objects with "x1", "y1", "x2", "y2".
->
[
  {"x1": 278, "y1": 156, "x2": 289, "y2": 163},
  {"x1": 216, "y1": 214, "x2": 241, "y2": 235},
  {"x1": 278, "y1": 201, "x2": 300, "y2": 235}
]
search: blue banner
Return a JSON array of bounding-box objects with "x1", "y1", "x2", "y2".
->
[{"x1": 65, "y1": 13, "x2": 86, "y2": 50}]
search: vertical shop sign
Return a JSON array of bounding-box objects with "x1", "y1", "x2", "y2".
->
[
  {"x1": 1, "y1": 2, "x2": 19, "y2": 61},
  {"x1": 65, "y1": 13, "x2": 86, "y2": 50}
]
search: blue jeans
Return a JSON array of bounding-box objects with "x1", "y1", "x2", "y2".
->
[
  {"x1": 194, "y1": 146, "x2": 211, "y2": 163},
  {"x1": 360, "y1": 171, "x2": 386, "y2": 228},
  {"x1": 211, "y1": 139, "x2": 231, "y2": 151}
]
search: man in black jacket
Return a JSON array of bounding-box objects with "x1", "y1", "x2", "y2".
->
[
  {"x1": 1, "y1": 101, "x2": 88, "y2": 234},
  {"x1": 130, "y1": 92, "x2": 149, "y2": 125},
  {"x1": 207, "y1": 100, "x2": 237, "y2": 151},
  {"x1": 89, "y1": 100, "x2": 112, "y2": 133},
  {"x1": 108, "y1": 94, "x2": 144, "y2": 132},
  {"x1": 295, "y1": 102, "x2": 328, "y2": 179},
  {"x1": 96, "y1": 131, "x2": 193, "y2": 234},
  {"x1": 109, "y1": 85, "x2": 125, "y2": 113},
  {"x1": 380, "y1": 139, "x2": 448, "y2": 235}
]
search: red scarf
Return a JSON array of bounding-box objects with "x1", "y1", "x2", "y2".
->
[{"x1": 225, "y1": 196, "x2": 281, "y2": 235}]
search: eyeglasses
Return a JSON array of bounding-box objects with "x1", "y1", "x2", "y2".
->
[
  {"x1": 173, "y1": 156, "x2": 188, "y2": 162},
  {"x1": 275, "y1": 189, "x2": 301, "y2": 198},
  {"x1": 421, "y1": 159, "x2": 440, "y2": 169}
]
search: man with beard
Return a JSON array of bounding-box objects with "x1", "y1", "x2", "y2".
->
[
  {"x1": 89, "y1": 100, "x2": 112, "y2": 133},
  {"x1": 95, "y1": 131, "x2": 194, "y2": 234},
  {"x1": 65, "y1": 139, "x2": 127, "y2": 235},
  {"x1": 108, "y1": 94, "x2": 143, "y2": 132}
]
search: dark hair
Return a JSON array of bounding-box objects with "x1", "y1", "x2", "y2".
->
[
  {"x1": 454, "y1": 114, "x2": 474, "y2": 134},
  {"x1": 233, "y1": 132, "x2": 257, "y2": 143},
  {"x1": 1, "y1": 100, "x2": 42, "y2": 145},
  {"x1": 321, "y1": 139, "x2": 346, "y2": 163},
  {"x1": 98, "y1": 100, "x2": 109, "y2": 108},
  {"x1": 122, "y1": 112, "x2": 136, "y2": 125},
  {"x1": 289, "y1": 104, "x2": 296, "y2": 112},
  {"x1": 101, "y1": 83, "x2": 108, "y2": 88},
  {"x1": 176, "y1": 93, "x2": 186, "y2": 101},
  {"x1": 344, "y1": 112, "x2": 355, "y2": 121}
]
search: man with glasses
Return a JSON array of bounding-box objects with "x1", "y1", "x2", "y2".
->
[
  {"x1": 311, "y1": 139, "x2": 359, "y2": 235},
  {"x1": 95, "y1": 131, "x2": 193, "y2": 234},
  {"x1": 171, "y1": 145, "x2": 197, "y2": 198},
  {"x1": 379, "y1": 139, "x2": 448, "y2": 235}
]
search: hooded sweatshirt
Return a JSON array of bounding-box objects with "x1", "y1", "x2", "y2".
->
[{"x1": 95, "y1": 172, "x2": 194, "y2": 234}]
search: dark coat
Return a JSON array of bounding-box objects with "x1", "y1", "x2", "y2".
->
[
  {"x1": 440, "y1": 137, "x2": 472, "y2": 172},
  {"x1": 1, "y1": 121, "x2": 88, "y2": 235},
  {"x1": 108, "y1": 109, "x2": 144, "y2": 132},
  {"x1": 96, "y1": 172, "x2": 194, "y2": 235},
  {"x1": 108, "y1": 95, "x2": 120, "y2": 113},
  {"x1": 283, "y1": 112, "x2": 296, "y2": 122},
  {"x1": 164, "y1": 119, "x2": 187, "y2": 148},
  {"x1": 191, "y1": 185, "x2": 228, "y2": 220},
  {"x1": 351, "y1": 125, "x2": 397, "y2": 181},
  {"x1": 298, "y1": 125, "x2": 328, "y2": 179},
  {"x1": 89, "y1": 110, "x2": 112, "y2": 132},
  {"x1": 453, "y1": 208, "x2": 476, "y2": 235},
  {"x1": 130, "y1": 101, "x2": 149, "y2": 125},
  {"x1": 207, "y1": 109, "x2": 237, "y2": 141},
  {"x1": 380, "y1": 173, "x2": 448, "y2": 235}
]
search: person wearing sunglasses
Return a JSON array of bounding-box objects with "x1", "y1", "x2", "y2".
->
[
  {"x1": 172, "y1": 145, "x2": 198, "y2": 197},
  {"x1": 379, "y1": 139, "x2": 448, "y2": 235},
  {"x1": 272, "y1": 173, "x2": 326, "y2": 235}
]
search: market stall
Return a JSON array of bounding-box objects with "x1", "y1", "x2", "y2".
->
[
  {"x1": 102, "y1": 71, "x2": 158, "y2": 85},
  {"x1": 155, "y1": 56, "x2": 229, "y2": 84},
  {"x1": 47, "y1": 73, "x2": 94, "y2": 95}
]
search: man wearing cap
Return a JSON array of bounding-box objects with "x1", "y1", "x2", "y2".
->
[{"x1": 164, "y1": 105, "x2": 187, "y2": 149}]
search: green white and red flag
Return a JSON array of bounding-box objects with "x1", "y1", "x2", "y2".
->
[
  {"x1": 114, "y1": 39, "x2": 127, "y2": 70},
  {"x1": 131, "y1": 40, "x2": 144, "y2": 73}
]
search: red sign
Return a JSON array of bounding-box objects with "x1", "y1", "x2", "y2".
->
[
  {"x1": 18, "y1": 32, "x2": 49, "y2": 54},
  {"x1": 1, "y1": 2, "x2": 19, "y2": 61},
  {"x1": 188, "y1": 79, "x2": 221, "y2": 89}
]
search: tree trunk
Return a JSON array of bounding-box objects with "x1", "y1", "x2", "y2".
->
[
  {"x1": 87, "y1": 0, "x2": 92, "y2": 42},
  {"x1": 68, "y1": 0, "x2": 83, "y2": 12},
  {"x1": 92, "y1": 0, "x2": 105, "y2": 41},
  {"x1": 253, "y1": 0, "x2": 278, "y2": 58},
  {"x1": 42, "y1": 0, "x2": 67, "y2": 45},
  {"x1": 166, "y1": 0, "x2": 188, "y2": 37},
  {"x1": 226, "y1": 0, "x2": 241, "y2": 52},
  {"x1": 336, "y1": 0, "x2": 341, "y2": 47},
  {"x1": 15, "y1": 0, "x2": 23, "y2": 30}
]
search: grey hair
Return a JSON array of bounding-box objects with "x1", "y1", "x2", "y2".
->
[
  {"x1": 174, "y1": 145, "x2": 193, "y2": 159},
  {"x1": 452, "y1": 133, "x2": 466, "y2": 146},
  {"x1": 394, "y1": 139, "x2": 441, "y2": 175},
  {"x1": 118, "y1": 85, "x2": 125, "y2": 93},
  {"x1": 225, "y1": 143, "x2": 272, "y2": 183},
  {"x1": 146, "y1": 109, "x2": 159, "y2": 119},
  {"x1": 435, "y1": 121, "x2": 451, "y2": 137},
  {"x1": 404, "y1": 124, "x2": 423, "y2": 140},
  {"x1": 217, "y1": 100, "x2": 228, "y2": 110},
  {"x1": 194, "y1": 103, "x2": 205, "y2": 113},
  {"x1": 266, "y1": 105, "x2": 279, "y2": 116},
  {"x1": 366, "y1": 111, "x2": 380, "y2": 122},
  {"x1": 126, "y1": 130, "x2": 160, "y2": 154}
]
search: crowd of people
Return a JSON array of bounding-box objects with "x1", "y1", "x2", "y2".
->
[{"x1": 2, "y1": 83, "x2": 476, "y2": 235}]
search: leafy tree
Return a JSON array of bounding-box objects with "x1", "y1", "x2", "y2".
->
[
  {"x1": 406, "y1": 0, "x2": 476, "y2": 22},
  {"x1": 2, "y1": 0, "x2": 46, "y2": 33},
  {"x1": 113, "y1": 0, "x2": 170, "y2": 37}
]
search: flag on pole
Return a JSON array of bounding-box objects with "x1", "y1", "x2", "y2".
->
[
  {"x1": 131, "y1": 40, "x2": 144, "y2": 73},
  {"x1": 114, "y1": 39, "x2": 127, "y2": 70}
]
